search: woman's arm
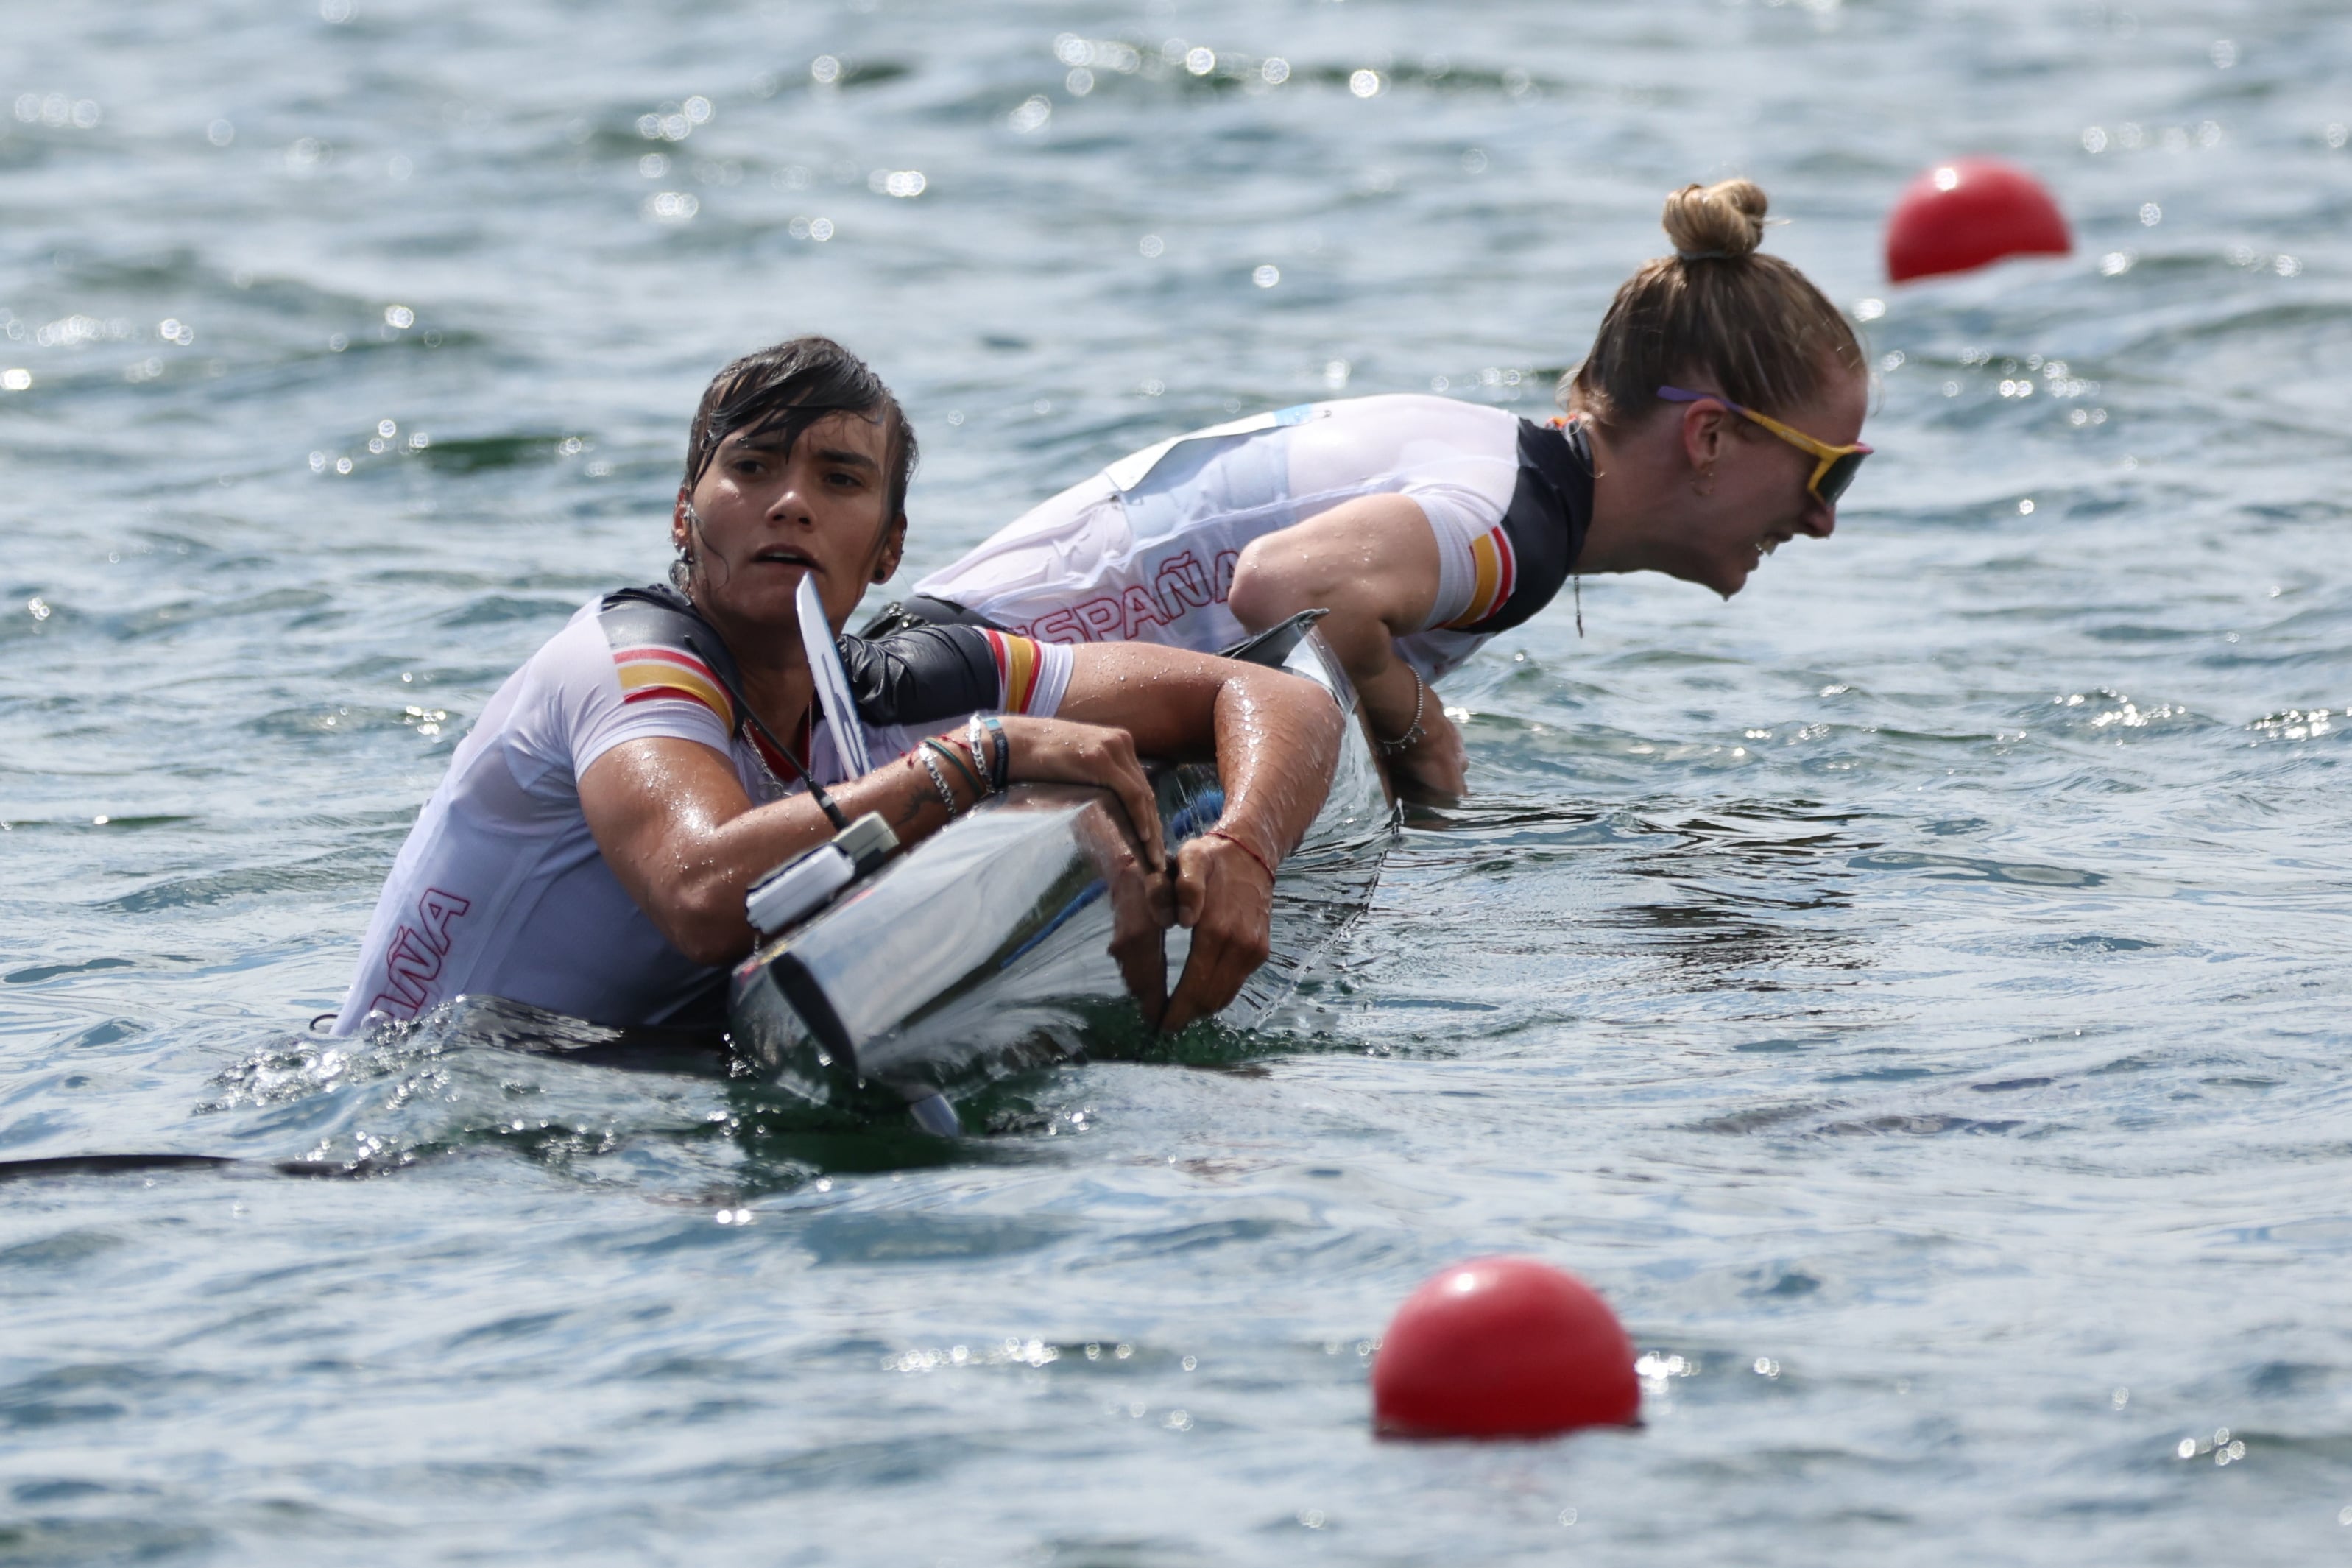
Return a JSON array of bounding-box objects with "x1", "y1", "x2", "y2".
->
[
  {"x1": 1053, "y1": 642, "x2": 1343, "y2": 1029},
  {"x1": 581, "y1": 638, "x2": 1338, "y2": 1021},
  {"x1": 580, "y1": 718, "x2": 1165, "y2": 968},
  {"x1": 1225, "y1": 493, "x2": 1469, "y2": 802}
]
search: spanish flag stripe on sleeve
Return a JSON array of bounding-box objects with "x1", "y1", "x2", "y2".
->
[
  {"x1": 1444, "y1": 526, "x2": 1519, "y2": 630},
  {"x1": 983, "y1": 629, "x2": 1041, "y2": 713},
  {"x1": 612, "y1": 646, "x2": 733, "y2": 727},
  {"x1": 613, "y1": 645, "x2": 716, "y2": 674}
]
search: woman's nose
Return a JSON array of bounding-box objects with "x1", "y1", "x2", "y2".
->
[{"x1": 767, "y1": 478, "x2": 815, "y2": 523}]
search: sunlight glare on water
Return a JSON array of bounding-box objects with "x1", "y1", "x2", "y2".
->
[{"x1": 5, "y1": 0, "x2": 2352, "y2": 1562}]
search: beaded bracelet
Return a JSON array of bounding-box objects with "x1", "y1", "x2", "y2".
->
[{"x1": 1205, "y1": 827, "x2": 1278, "y2": 885}]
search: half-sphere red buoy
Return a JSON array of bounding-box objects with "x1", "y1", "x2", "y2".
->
[
  {"x1": 1371, "y1": 1256, "x2": 1639, "y2": 1438},
  {"x1": 1886, "y1": 158, "x2": 2071, "y2": 283}
]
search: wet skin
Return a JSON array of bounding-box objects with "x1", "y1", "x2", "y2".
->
[
  {"x1": 576, "y1": 409, "x2": 1339, "y2": 1030},
  {"x1": 1223, "y1": 365, "x2": 1870, "y2": 805}
]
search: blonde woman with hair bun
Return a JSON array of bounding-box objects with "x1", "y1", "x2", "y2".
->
[{"x1": 900, "y1": 179, "x2": 1872, "y2": 804}]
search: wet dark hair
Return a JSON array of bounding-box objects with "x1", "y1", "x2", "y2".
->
[
  {"x1": 682, "y1": 336, "x2": 919, "y2": 520},
  {"x1": 1564, "y1": 180, "x2": 1863, "y2": 430}
]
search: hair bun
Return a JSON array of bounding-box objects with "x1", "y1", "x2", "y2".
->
[{"x1": 1661, "y1": 179, "x2": 1767, "y2": 261}]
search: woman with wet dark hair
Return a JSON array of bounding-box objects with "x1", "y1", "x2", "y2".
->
[
  {"x1": 678, "y1": 335, "x2": 922, "y2": 551},
  {"x1": 338, "y1": 338, "x2": 1340, "y2": 1038}
]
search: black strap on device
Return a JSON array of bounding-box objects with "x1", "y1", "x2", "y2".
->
[
  {"x1": 601, "y1": 585, "x2": 855, "y2": 832},
  {"x1": 681, "y1": 631, "x2": 853, "y2": 833}
]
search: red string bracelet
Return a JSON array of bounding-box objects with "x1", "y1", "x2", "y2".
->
[{"x1": 1205, "y1": 828, "x2": 1278, "y2": 885}]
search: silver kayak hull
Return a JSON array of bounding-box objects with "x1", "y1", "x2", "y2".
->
[{"x1": 726, "y1": 621, "x2": 1396, "y2": 1127}]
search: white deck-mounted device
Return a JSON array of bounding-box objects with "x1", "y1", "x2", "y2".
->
[{"x1": 744, "y1": 812, "x2": 899, "y2": 937}]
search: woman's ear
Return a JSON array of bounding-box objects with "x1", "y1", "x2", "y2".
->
[
  {"x1": 671, "y1": 489, "x2": 694, "y2": 552},
  {"x1": 871, "y1": 512, "x2": 908, "y2": 585},
  {"x1": 1678, "y1": 400, "x2": 1728, "y2": 472}
]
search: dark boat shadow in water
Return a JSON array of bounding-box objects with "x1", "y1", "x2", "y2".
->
[{"x1": 0, "y1": 992, "x2": 1307, "y2": 1191}]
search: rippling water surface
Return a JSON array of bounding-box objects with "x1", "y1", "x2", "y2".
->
[{"x1": 8, "y1": 0, "x2": 2352, "y2": 1561}]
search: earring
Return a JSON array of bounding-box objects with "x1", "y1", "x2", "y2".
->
[{"x1": 671, "y1": 501, "x2": 704, "y2": 590}]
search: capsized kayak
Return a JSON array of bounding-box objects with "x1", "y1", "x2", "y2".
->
[{"x1": 726, "y1": 612, "x2": 1398, "y2": 1133}]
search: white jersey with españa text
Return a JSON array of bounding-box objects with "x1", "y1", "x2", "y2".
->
[
  {"x1": 913, "y1": 394, "x2": 1592, "y2": 682},
  {"x1": 334, "y1": 593, "x2": 1070, "y2": 1033}
]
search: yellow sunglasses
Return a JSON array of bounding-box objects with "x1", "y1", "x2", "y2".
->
[{"x1": 1657, "y1": 385, "x2": 1872, "y2": 505}]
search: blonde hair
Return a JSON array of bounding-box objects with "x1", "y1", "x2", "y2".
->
[{"x1": 1564, "y1": 180, "x2": 1862, "y2": 429}]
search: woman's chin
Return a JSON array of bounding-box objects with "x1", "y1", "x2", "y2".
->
[
  {"x1": 1662, "y1": 548, "x2": 1756, "y2": 599},
  {"x1": 704, "y1": 582, "x2": 805, "y2": 629}
]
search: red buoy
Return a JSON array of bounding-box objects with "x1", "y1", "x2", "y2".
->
[
  {"x1": 1371, "y1": 1257, "x2": 1639, "y2": 1438},
  {"x1": 1885, "y1": 158, "x2": 2071, "y2": 283}
]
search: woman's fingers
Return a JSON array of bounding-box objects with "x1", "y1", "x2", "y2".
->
[
  {"x1": 1095, "y1": 738, "x2": 1166, "y2": 872},
  {"x1": 989, "y1": 713, "x2": 1283, "y2": 1030},
  {"x1": 1174, "y1": 853, "x2": 1206, "y2": 930},
  {"x1": 1160, "y1": 836, "x2": 1274, "y2": 1033},
  {"x1": 1005, "y1": 718, "x2": 1165, "y2": 872},
  {"x1": 1103, "y1": 850, "x2": 1168, "y2": 1028}
]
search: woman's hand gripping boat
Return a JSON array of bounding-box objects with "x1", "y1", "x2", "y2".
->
[{"x1": 726, "y1": 612, "x2": 1399, "y2": 1135}]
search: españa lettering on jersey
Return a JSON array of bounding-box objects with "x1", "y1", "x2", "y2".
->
[
  {"x1": 366, "y1": 886, "x2": 473, "y2": 1018},
  {"x1": 913, "y1": 393, "x2": 1592, "y2": 683}
]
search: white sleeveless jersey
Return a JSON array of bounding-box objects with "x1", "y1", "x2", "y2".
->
[{"x1": 915, "y1": 395, "x2": 1589, "y2": 682}]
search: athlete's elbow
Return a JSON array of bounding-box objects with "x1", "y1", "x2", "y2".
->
[
  {"x1": 1235, "y1": 666, "x2": 1343, "y2": 766},
  {"x1": 675, "y1": 922, "x2": 752, "y2": 970},
  {"x1": 1301, "y1": 684, "x2": 1344, "y2": 771},
  {"x1": 1217, "y1": 674, "x2": 1340, "y2": 847},
  {"x1": 654, "y1": 883, "x2": 756, "y2": 969},
  {"x1": 1290, "y1": 680, "x2": 1346, "y2": 799},
  {"x1": 1226, "y1": 543, "x2": 1321, "y2": 633},
  {"x1": 1230, "y1": 548, "x2": 1399, "y2": 670}
]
